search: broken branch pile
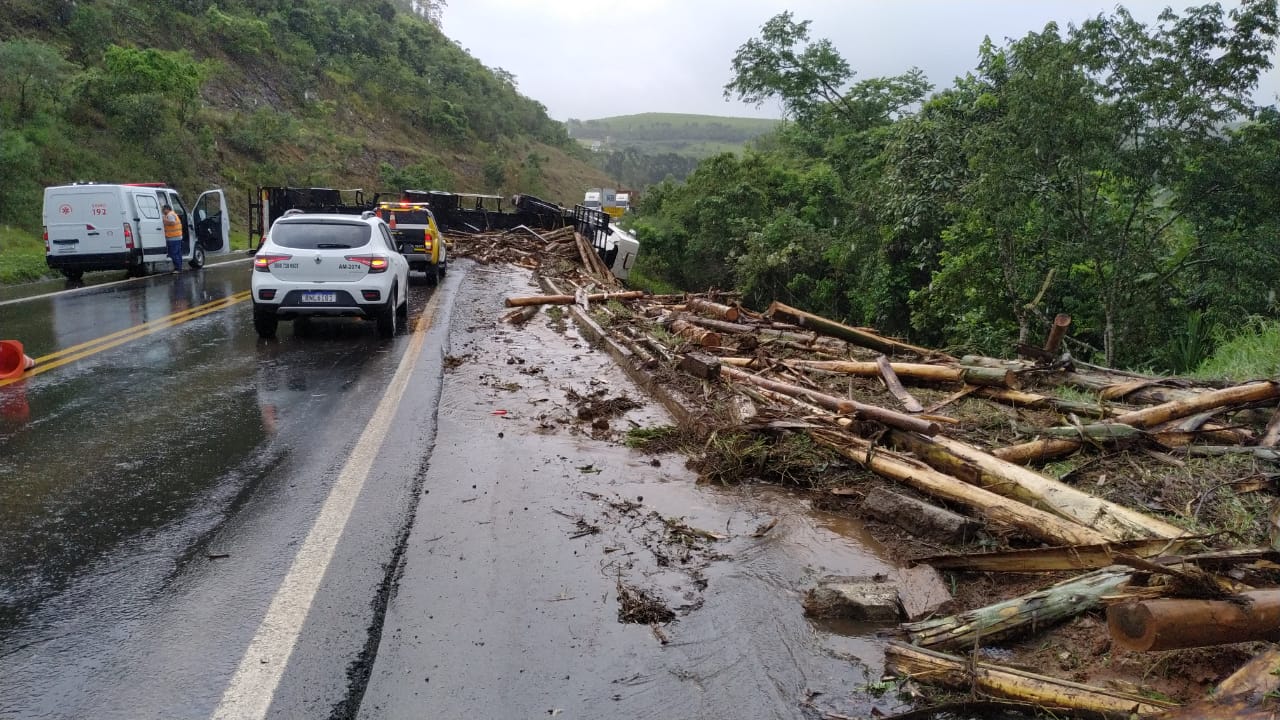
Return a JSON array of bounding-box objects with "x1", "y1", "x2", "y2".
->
[{"x1": 473, "y1": 233, "x2": 1280, "y2": 716}]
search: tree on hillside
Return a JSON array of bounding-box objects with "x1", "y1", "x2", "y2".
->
[{"x1": 0, "y1": 40, "x2": 75, "y2": 122}]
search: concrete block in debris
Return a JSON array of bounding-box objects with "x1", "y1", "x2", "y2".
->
[
  {"x1": 803, "y1": 576, "x2": 900, "y2": 623},
  {"x1": 677, "y1": 352, "x2": 721, "y2": 380},
  {"x1": 896, "y1": 565, "x2": 954, "y2": 621},
  {"x1": 860, "y1": 486, "x2": 983, "y2": 544}
]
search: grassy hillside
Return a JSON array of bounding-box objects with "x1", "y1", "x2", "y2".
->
[
  {"x1": 567, "y1": 112, "x2": 780, "y2": 158},
  {"x1": 0, "y1": 0, "x2": 614, "y2": 281}
]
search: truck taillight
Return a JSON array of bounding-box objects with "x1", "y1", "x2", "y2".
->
[
  {"x1": 43, "y1": 226, "x2": 49, "y2": 253},
  {"x1": 423, "y1": 229, "x2": 433, "y2": 250},
  {"x1": 345, "y1": 255, "x2": 389, "y2": 273},
  {"x1": 123, "y1": 223, "x2": 134, "y2": 249}
]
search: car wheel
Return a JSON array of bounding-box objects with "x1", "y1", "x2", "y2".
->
[
  {"x1": 376, "y1": 290, "x2": 396, "y2": 338},
  {"x1": 439, "y1": 261, "x2": 447, "y2": 277},
  {"x1": 253, "y1": 305, "x2": 278, "y2": 339},
  {"x1": 188, "y1": 244, "x2": 205, "y2": 270},
  {"x1": 395, "y1": 294, "x2": 408, "y2": 332},
  {"x1": 425, "y1": 264, "x2": 439, "y2": 287}
]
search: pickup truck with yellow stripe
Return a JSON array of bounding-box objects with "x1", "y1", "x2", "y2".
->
[{"x1": 376, "y1": 201, "x2": 447, "y2": 284}]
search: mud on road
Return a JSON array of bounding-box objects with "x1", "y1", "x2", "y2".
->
[{"x1": 358, "y1": 261, "x2": 906, "y2": 719}]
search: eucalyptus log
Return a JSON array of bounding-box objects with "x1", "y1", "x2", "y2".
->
[
  {"x1": 904, "y1": 567, "x2": 1131, "y2": 651},
  {"x1": 686, "y1": 298, "x2": 740, "y2": 322},
  {"x1": 669, "y1": 318, "x2": 722, "y2": 348},
  {"x1": 918, "y1": 538, "x2": 1193, "y2": 573},
  {"x1": 1152, "y1": 648, "x2": 1280, "y2": 720},
  {"x1": 962, "y1": 366, "x2": 1022, "y2": 389},
  {"x1": 679, "y1": 315, "x2": 755, "y2": 335},
  {"x1": 860, "y1": 486, "x2": 983, "y2": 544},
  {"x1": 885, "y1": 641, "x2": 1176, "y2": 716},
  {"x1": 766, "y1": 301, "x2": 946, "y2": 359},
  {"x1": 502, "y1": 305, "x2": 540, "y2": 324},
  {"x1": 504, "y1": 290, "x2": 644, "y2": 307},
  {"x1": 1108, "y1": 590, "x2": 1280, "y2": 651},
  {"x1": 1177, "y1": 446, "x2": 1280, "y2": 461},
  {"x1": 876, "y1": 356, "x2": 924, "y2": 413},
  {"x1": 719, "y1": 357, "x2": 1019, "y2": 389},
  {"x1": 722, "y1": 367, "x2": 941, "y2": 435},
  {"x1": 812, "y1": 430, "x2": 1109, "y2": 546},
  {"x1": 891, "y1": 433, "x2": 1186, "y2": 540},
  {"x1": 1044, "y1": 313, "x2": 1071, "y2": 352},
  {"x1": 975, "y1": 387, "x2": 1122, "y2": 418},
  {"x1": 1260, "y1": 403, "x2": 1280, "y2": 447}
]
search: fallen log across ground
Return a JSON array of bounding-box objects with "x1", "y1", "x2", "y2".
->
[
  {"x1": 1108, "y1": 589, "x2": 1280, "y2": 651},
  {"x1": 504, "y1": 290, "x2": 646, "y2": 307},
  {"x1": 766, "y1": 301, "x2": 951, "y2": 361},
  {"x1": 902, "y1": 566, "x2": 1131, "y2": 650},
  {"x1": 917, "y1": 537, "x2": 1195, "y2": 572},
  {"x1": 883, "y1": 640, "x2": 1177, "y2": 717},
  {"x1": 811, "y1": 429, "x2": 1111, "y2": 546}
]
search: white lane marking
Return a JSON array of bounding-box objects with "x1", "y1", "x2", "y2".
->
[
  {"x1": 0, "y1": 257, "x2": 251, "y2": 307},
  {"x1": 213, "y1": 290, "x2": 441, "y2": 720}
]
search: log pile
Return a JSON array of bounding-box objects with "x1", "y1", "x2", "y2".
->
[{"x1": 471, "y1": 234, "x2": 1280, "y2": 716}]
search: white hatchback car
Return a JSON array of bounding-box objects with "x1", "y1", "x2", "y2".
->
[{"x1": 251, "y1": 211, "x2": 410, "y2": 339}]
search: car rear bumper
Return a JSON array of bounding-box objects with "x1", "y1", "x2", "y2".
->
[
  {"x1": 46, "y1": 251, "x2": 134, "y2": 271},
  {"x1": 254, "y1": 289, "x2": 384, "y2": 320}
]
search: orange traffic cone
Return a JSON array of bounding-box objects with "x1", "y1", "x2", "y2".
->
[
  {"x1": 388, "y1": 212, "x2": 397, "y2": 230},
  {"x1": 0, "y1": 340, "x2": 36, "y2": 379}
]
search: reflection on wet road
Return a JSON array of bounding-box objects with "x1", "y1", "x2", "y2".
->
[{"x1": 0, "y1": 262, "x2": 444, "y2": 719}]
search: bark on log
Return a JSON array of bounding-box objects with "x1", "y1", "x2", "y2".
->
[
  {"x1": 1044, "y1": 313, "x2": 1071, "y2": 352},
  {"x1": 1260, "y1": 402, "x2": 1280, "y2": 448},
  {"x1": 505, "y1": 290, "x2": 645, "y2": 307},
  {"x1": 884, "y1": 641, "x2": 1177, "y2": 717},
  {"x1": 719, "y1": 357, "x2": 1020, "y2": 389},
  {"x1": 722, "y1": 367, "x2": 940, "y2": 435},
  {"x1": 962, "y1": 366, "x2": 1023, "y2": 389},
  {"x1": 876, "y1": 356, "x2": 924, "y2": 413},
  {"x1": 993, "y1": 437, "x2": 1084, "y2": 464},
  {"x1": 1108, "y1": 590, "x2": 1280, "y2": 651},
  {"x1": 679, "y1": 315, "x2": 756, "y2": 335},
  {"x1": 918, "y1": 537, "x2": 1194, "y2": 573},
  {"x1": 669, "y1": 318, "x2": 722, "y2": 348},
  {"x1": 860, "y1": 486, "x2": 983, "y2": 544},
  {"x1": 903, "y1": 567, "x2": 1131, "y2": 651},
  {"x1": 573, "y1": 230, "x2": 617, "y2": 284},
  {"x1": 890, "y1": 433, "x2": 1187, "y2": 540},
  {"x1": 766, "y1": 301, "x2": 948, "y2": 360},
  {"x1": 1152, "y1": 648, "x2": 1280, "y2": 720},
  {"x1": 686, "y1": 298, "x2": 740, "y2": 322},
  {"x1": 502, "y1": 305, "x2": 540, "y2": 324},
  {"x1": 975, "y1": 387, "x2": 1122, "y2": 418},
  {"x1": 812, "y1": 430, "x2": 1110, "y2": 546}
]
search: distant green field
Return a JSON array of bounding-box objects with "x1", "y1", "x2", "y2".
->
[{"x1": 567, "y1": 113, "x2": 780, "y2": 159}]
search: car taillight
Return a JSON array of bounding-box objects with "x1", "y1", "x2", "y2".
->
[
  {"x1": 123, "y1": 223, "x2": 134, "y2": 250},
  {"x1": 423, "y1": 229, "x2": 433, "y2": 250},
  {"x1": 345, "y1": 255, "x2": 389, "y2": 274},
  {"x1": 43, "y1": 226, "x2": 49, "y2": 254},
  {"x1": 254, "y1": 254, "x2": 292, "y2": 272}
]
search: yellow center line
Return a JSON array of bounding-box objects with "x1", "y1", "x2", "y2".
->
[{"x1": 0, "y1": 291, "x2": 251, "y2": 388}]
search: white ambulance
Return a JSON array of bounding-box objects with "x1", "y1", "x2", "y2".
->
[{"x1": 43, "y1": 182, "x2": 230, "y2": 280}]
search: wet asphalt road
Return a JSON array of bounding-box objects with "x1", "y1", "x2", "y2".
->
[
  {"x1": 0, "y1": 258, "x2": 905, "y2": 719},
  {"x1": 0, "y1": 259, "x2": 451, "y2": 719}
]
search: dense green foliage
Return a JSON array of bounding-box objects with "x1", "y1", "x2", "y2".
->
[
  {"x1": 0, "y1": 0, "x2": 608, "y2": 248},
  {"x1": 631, "y1": 4, "x2": 1280, "y2": 371}
]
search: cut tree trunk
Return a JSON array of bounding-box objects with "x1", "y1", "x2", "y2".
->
[
  {"x1": 505, "y1": 290, "x2": 645, "y2": 307},
  {"x1": 686, "y1": 298, "x2": 740, "y2": 322},
  {"x1": 903, "y1": 567, "x2": 1131, "y2": 651},
  {"x1": 860, "y1": 486, "x2": 983, "y2": 544},
  {"x1": 811, "y1": 429, "x2": 1110, "y2": 546},
  {"x1": 1044, "y1": 313, "x2": 1071, "y2": 352},
  {"x1": 1108, "y1": 589, "x2": 1280, "y2": 651},
  {"x1": 719, "y1": 357, "x2": 1019, "y2": 389},
  {"x1": 765, "y1": 301, "x2": 948, "y2": 360},
  {"x1": 890, "y1": 433, "x2": 1187, "y2": 541},
  {"x1": 669, "y1": 318, "x2": 722, "y2": 347},
  {"x1": 884, "y1": 640, "x2": 1175, "y2": 716},
  {"x1": 722, "y1": 367, "x2": 941, "y2": 435},
  {"x1": 917, "y1": 537, "x2": 1194, "y2": 573},
  {"x1": 1259, "y1": 403, "x2": 1280, "y2": 447}
]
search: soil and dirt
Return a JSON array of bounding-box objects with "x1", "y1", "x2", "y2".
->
[{"x1": 446, "y1": 227, "x2": 1280, "y2": 718}]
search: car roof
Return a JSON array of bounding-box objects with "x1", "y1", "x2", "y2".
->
[{"x1": 275, "y1": 214, "x2": 379, "y2": 225}]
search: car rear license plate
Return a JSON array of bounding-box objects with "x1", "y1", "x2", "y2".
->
[{"x1": 302, "y1": 291, "x2": 336, "y2": 303}]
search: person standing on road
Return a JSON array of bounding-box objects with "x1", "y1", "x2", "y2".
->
[{"x1": 162, "y1": 204, "x2": 183, "y2": 274}]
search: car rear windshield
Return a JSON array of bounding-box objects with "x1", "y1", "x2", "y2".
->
[{"x1": 270, "y1": 221, "x2": 371, "y2": 249}]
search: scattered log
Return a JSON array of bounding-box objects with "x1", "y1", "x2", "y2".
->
[
  {"x1": 502, "y1": 305, "x2": 540, "y2": 324},
  {"x1": 961, "y1": 366, "x2": 1023, "y2": 389},
  {"x1": 1259, "y1": 402, "x2": 1280, "y2": 448},
  {"x1": 891, "y1": 433, "x2": 1187, "y2": 540},
  {"x1": 669, "y1": 318, "x2": 722, "y2": 348},
  {"x1": 917, "y1": 537, "x2": 1194, "y2": 573},
  {"x1": 812, "y1": 430, "x2": 1110, "y2": 546},
  {"x1": 876, "y1": 356, "x2": 924, "y2": 413},
  {"x1": 686, "y1": 298, "x2": 740, "y2": 322},
  {"x1": 1151, "y1": 648, "x2": 1280, "y2": 720},
  {"x1": 1177, "y1": 446, "x2": 1280, "y2": 461},
  {"x1": 719, "y1": 357, "x2": 1019, "y2": 389},
  {"x1": 723, "y1": 367, "x2": 941, "y2": 435},
  {"x1": 505, "y1": 290, "x2": 645, "y2": 307},
  {"x1": 1044, "y1": 313, "x2": 1071, "y2": 352},
  {"x1": 859, "y1": 486, "x2": 984, "y2": 544},
  {"x1": 884, "y1": 641, "x2": 1177, "y2": 717},
  {"x1": 975, "y1": 387, "x2": 1122, "y2": 417},
  {"x1": 991, "y1": 437, "x2": 1083, "y2": 464},
  {"x1": 765, "y1": 301, "x2": 948, "y2": 360},
  {"x1": 903, "y1": 566, "x2": 1131, "y2": 651},
  {"x1": 679, "y1": 315, "x2": 756, "y2": 335},
  {"x1": 1108, "y1": 589, "x2": 1280, "y2": 652},
  {"x1": 677, "y1": 352, "x2": 721, "y2": 380}
]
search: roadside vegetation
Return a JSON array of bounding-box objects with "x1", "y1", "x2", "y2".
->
[
  {"x1": 628, "y1": 2, "x2": 1280, "y2": 374},
  {"x1": 0, "y1": 0, "x2": 613, "y2": 281}
]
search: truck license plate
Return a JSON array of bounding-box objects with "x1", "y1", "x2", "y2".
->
[{"x1": 302, "y1": 291, "x2": 336, "y2": 303}]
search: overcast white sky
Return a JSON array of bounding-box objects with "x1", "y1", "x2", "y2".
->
[{"x1": 442, "y1": 0, "x2": 1280, "y2": 121}]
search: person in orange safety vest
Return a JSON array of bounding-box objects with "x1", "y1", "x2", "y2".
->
[{"x1": 162, "y1": 204, "x2": 183, "y2": 273}]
